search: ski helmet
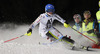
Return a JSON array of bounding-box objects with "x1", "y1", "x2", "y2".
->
[
  {"x1": 45, "y1": 4, "x2": 55, "y2": 13},
  {"x1": 73, "y1": 14, "x2": 81, "y2": 22}
]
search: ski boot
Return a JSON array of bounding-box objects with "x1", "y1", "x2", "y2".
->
[{"x1": 62, "y1": 35, "x2": 75, "y2": 44}]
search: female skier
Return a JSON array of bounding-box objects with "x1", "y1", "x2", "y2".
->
[{"x1": 26, "y1": 4, "x2": 69, "y2": 41}]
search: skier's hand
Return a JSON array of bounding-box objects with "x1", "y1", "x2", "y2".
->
[
  {"x1": 25, "y1": 28, "x2": 32, "y2": 36},
  {"x1": 64, "y1": 23, "x2": 70, "y2": 28}
]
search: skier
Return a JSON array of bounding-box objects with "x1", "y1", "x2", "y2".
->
[
  {"x1": 26, "y1": 4, "x2": 70, "y2": 41},
  {"x1": 82, "y1": 11, "x2": 98, "y2": 47}
]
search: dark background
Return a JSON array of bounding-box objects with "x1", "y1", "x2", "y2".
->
[{"x1": 0, "y1": 0, "x2": 99, "y2": 24}]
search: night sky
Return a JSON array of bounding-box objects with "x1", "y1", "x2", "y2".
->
[{"x1": 0, "y1": 0, "x2": 99, "y2": 24}]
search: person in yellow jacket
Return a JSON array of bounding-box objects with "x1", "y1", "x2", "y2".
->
[
  {"x1": 72, "y1": 14, "x2": 83, "y2": 45},
  {"x1": 94, "y1": 1, "x2": 100, "y2": 48},
  {"x1": 82, "y1": 11, "x2": 98, "y2": 47},
  {"x1": 73, "y1": 14, "x2": 82, "y2": 33}
]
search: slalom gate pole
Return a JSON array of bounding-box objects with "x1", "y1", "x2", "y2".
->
[
  {"x1": 3, "y1": 34, "x2": 25, "y2": 43},
  {"x1": 69, "y1": 26, "x2": 97, "y2": 44}
]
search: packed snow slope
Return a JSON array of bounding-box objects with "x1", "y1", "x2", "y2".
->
[{"x1": 0, "y1": 23, "x2": 100, "y2": 54}]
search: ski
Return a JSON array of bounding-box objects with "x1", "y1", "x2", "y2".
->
[{"x1": 39, "y1": 35, "x2": 90, "y2": 51}]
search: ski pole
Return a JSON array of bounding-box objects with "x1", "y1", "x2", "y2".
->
[
  {"x1": 3, "y1": 34, "x2": 25, "y2": 43},
  {"x1": 69, "y1": 26, "x2": 97, "y2": 44},
  {"x1": 2, "y1": 32, "x2": 31, "y2": 44}
]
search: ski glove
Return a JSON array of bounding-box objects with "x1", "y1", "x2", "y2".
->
[
  {"x1": 64, "y1": 23, "x2": 70, "y2": 28},
  {"x1": 87, "y1": 29, "x2": 94, "y2": 34},
  {"x1": 26, "y1": 28, "x2": 32, "y2": 36}
]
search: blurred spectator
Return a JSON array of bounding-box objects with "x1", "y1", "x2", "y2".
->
[
  {"x1": 82, "y1": 10, "x2": 98, "y2": 47},
  {"x1": 73, "y1": 14, "x2": 82, "y2": 35},
  {"x1": 94, "y1": 1, "x2": 100, "y2": 48}
]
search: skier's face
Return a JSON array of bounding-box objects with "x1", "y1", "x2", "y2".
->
[
  {"x1": 84, "y1": 14, "x2": 91, "y2": 19},
  {"x1": 47, "y1": 12, "x2": 53, "y2": 15},
  {"x1": 74, "y1": 18, "x2": 80, "y2": 23}
]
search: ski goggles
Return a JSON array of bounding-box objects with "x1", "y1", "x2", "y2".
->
[{"x1": 46, "y1": 9, "x2": 55, "y2": 13}]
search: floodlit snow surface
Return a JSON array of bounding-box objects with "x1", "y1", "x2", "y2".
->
[{"x1": 0, "y1": 23, "x2": 100, "y2": 54}]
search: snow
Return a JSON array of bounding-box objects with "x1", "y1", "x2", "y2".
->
[{"x1": 0, "y1": 23, "x2": 100, "y2": 54}]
